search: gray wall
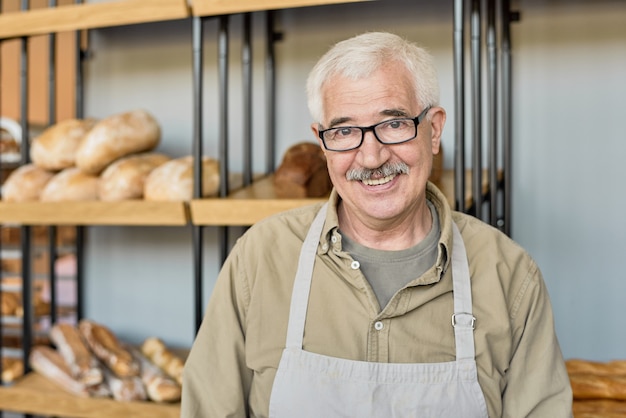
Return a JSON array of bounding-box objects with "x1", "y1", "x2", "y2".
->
[{"x1": 83, "y1": 0, "x2": 626, "y2": 360}]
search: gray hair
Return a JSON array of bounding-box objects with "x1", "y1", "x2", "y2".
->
[{"x1": 306, "y1": 32, "x2": 440, "y2": 124}]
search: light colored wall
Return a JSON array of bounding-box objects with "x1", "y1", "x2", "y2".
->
[{"x1": 83, "y1": 0, "x2": 626, "y2": 360}]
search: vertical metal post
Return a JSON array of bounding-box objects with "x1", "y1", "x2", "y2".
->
[
  {"x1": 192, "y1": 15, "x2": 204, "y2": 332},
  {"x1": 48, "y1": 0, "x2": 59, "y2": 326},
  {"x1": 75, "y1": 0, "x2": 85, "y2": 322},
  {"x1": 470, "y1": 0, "x2": 482, "y2": 219},
  {"x1": 265, "y1": 11, "x2": 276, "y2": 174},
  {"x1": 487, "y1": 0, "x2": 499, "y2": 227},
  {"x1": 217, "y1": 16, "x2": 230, "y2": 265},
  {"x1": 453, "y1": 0, "x2": 466, "y2": 213},
  {"x1": 501, "y1": 0, "x2": 513, "y2": 236},
  {"x1": 242, "y1": 13, "x2": 253, "y2": 186}
]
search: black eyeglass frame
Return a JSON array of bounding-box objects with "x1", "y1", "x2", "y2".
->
[{"x1": 318, "y1": 106, "x2": 432, "y2": 152}]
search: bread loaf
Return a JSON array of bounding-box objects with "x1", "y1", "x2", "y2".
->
[
  {"x1": 2, "y1": 164, "x2": 55, "y2": 202},
  {"x1": 143, "y1": 155, "x2": 219, "y2": 201},
  {"x1": 29, "y1": 345, "x2": 90, "y2": 397},
  {"x1": 274, "y1": 142, "x2": 332, "y2": 198},
  {"x1": 570, "y1": 373, "x2": 626, "y2": 400},
  {"x1": 78, "y1": 319, "x2": 140, "y2": 378},
  {"x1": 141, "y1": 337, "x2": 184, "y2": 385},
  {"x1": 2, "y1": 357, "x2": 23, "y2": 382},
  {"x1": 101, "y1": 363, "x2": 147, "y2": 402},
  {"x1": 49, "y1": 323, "x2": 103, "y2": 386},
  {"x1": 75, "y1": 109, "x2": 161, "y2": 174},
  {"x1": 40, "y1": 167, "x2": 99, "y2": 202},
  {"x1": 129, "y1": 345, "x2": 181, "y2": 402},
  {"x1": 567, "y1": 359, "x2": 626, "y2": 376},
  {"x1": 98, "y1": 152, "x2": 171, "y2": 201},
  {"x1": 30, "y1": 118, "x2": 97, "y2": 171},
  {"x1": 1, "y1": 291, "x2": 20, "y2": 315}
]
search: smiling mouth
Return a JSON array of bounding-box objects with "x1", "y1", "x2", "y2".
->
[{"x1": 361, "y1": 173, "x2": 396, "y2": 186}]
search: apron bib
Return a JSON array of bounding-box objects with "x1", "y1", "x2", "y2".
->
[{"x1": 269, "y1": 203, "x2": 489, "y2": 417}]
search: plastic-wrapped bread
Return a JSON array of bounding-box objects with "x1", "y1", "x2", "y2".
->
[
  {"x1": 143, "y1": 155, "x2": 219, "y2": 201},
  {"x1": 101, "y1": 362, "x2": 147, "y2": 402},
  {"x1": 49, "y1": 323, "x2": 103, "y2": 386},
  {"x1": 75, "y1": 109, "x2": 161, "y2": 174},
  {"x1": 141, "y1": 336, "x2": 184, "y2": 385},
  {"x1": 30, "y1": 118, "x2": 97, "y2": 171},
  {"x1": 1, "y1": 164, "x2": 55, "y2": 202},
  {"x1": 40, "y1": 167, "x2": 99, "y2": 202},
  {"x1": 128, "y1": 345, "x2": 181, "y2": 402},
  {"x1": 29, "y1": 345, "x2": 91, "y2": 397},
  {"x1": 98, "y1": 152, "x2": 171, "y2": 201},
  {"x1": 78, "y1": 319, "x2": 139, "y2": 378}
]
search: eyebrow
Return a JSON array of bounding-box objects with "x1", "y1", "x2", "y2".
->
[{"x1": 327, "y1": 109, "x2": 412, "y2": 128}]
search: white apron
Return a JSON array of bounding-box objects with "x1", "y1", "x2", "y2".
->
[{"x1": 268, "y1": 203, "x2": 489, "y2": 417}]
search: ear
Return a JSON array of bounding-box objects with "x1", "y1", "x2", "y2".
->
[
  {"x1": 311, "y1": 123, "x2": 325, "y2": 152},
  {"x1": 428, "y1": 107, "x2": 447, "y2": 155}
]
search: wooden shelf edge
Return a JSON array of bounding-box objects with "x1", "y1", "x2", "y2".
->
[
  {"x1": 0, "y1": 201, "x2": 189, "y2": 226},
  {"x1": 192, "y1": 0, "x2": 372, "y2": 17},
  {"x1": 0, "y1": 0, "x2": 190, "y2": 40},
  {"x1": 0, "y1": 372, "x2": 180, "y2": 418}
]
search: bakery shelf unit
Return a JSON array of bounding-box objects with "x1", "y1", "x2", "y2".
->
[{"x1": 0, "y1": 0, "x2": 511, "y2": 417}]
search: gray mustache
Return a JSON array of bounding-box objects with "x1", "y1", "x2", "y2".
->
[{"x1": 346, "y1": 162, "x2": 410, "y2": 181}]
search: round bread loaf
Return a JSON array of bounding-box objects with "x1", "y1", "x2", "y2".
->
[
  {"x1": 98, "y1": 152, "x2": 171, "y2": 201},
  {"x1": 75, "y1": 110, "x2": 160, "y2": 174},
  {"x1": 144, "y1": 156, "x2": 220, "y2": 201},
  {"x1": 40, "y1": 167, "x2": 99, "y2": 202},
  {"x1": 30, "y1": 118, "x2": 98, "y2": 171},
  {"x1": 2, "y1": 164, "x2": 55, "y2": 202},
  {"x1": 274, "y1": 141, "x2": 331, "y2": 198}
]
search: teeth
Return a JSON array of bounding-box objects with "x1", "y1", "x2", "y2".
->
[{"x1": 362, "y1": 174, "x2": 395, "y2": 186}]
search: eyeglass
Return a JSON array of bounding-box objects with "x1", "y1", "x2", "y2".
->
[{"x1": 318, "y1": 106, "x2": 432, "y2": 152}]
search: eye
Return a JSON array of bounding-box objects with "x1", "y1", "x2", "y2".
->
[
  {"x1": 336, "y1": 127, "x2": 355, "y2": 137},
  {"x1": 384, "y1": 119, "x2": 410, "y2": 130}
]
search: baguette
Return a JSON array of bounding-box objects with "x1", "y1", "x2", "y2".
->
[
  {"x1": 101, "y1": 362, "x2": 147, "y2": 402},
  {"x1": 141, "y1": 337, "x2": 184, "y2": 385},
  {"x1": 570, "y1": 373, "x2": 626, "y2": 400},
  {"x1": 128, "y1": 345, "x2": 181, "y2": 402},
  {"x1": 78, "y1": 319, "x2": 139, "y2": 378},
  {"x1": 29, "y1": 345, "x2": 90, "y2": 397},
  {"x1": 567, "y1": 359, "x2": 626, "y2": 376},
  {"x1": 49, "y1": 323, "x2": 103, "y2": 386}
]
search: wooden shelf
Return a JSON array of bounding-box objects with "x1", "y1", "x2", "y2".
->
[
  {"x1": 0, "y1": 201, "x2": 188, "y2": 226},
  {"x1": 192, "y1": 0, "x2": 371, "y2": 17},
  {"x1": 0, "y1": 0, "x2": 190, "y2": 40},
  {"x1": 0, "y1": 372, "x2": 180, "y2": 418},
  {"x1": 191, "y1": 169, "x2": 502, "y2": 226}
]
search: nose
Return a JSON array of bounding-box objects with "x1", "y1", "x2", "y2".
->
[{"x1": 357, "y1": 129, "x2": 390, "y2": 168}]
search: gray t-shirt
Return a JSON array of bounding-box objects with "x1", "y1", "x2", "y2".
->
[{"x1": 340, "y1": 201, "x2": 441, "y2": 311}]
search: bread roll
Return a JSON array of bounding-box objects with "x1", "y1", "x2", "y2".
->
[
  {"x1": 49, "y1": 323, "x2": 103, "y2": 386},
  {"x1": 141, "y1": 336, "x2": 184, "y2": 385},
  {"x1": 75, "y1": 109, "x2": 161, "y2": 174},
  {"x1": 1, "y1": 357, "x2": 23, "y2": 383},
  {"x1": 40, "y1": 167, "x2": 99, "y2": 202},
  {"x1": 1, "y1": 291, "x2": 20, "y2": 315},
  {"x1": 274, "y1": 142, "x2": 332, "y2": 198},
  {"x1": 570, "y1": 373, "x2": 626, "y2": 400},
  {"x1": 567, "y1": 359, "x2": 626, "y2": 376},
  {"x1": 30, "y1": 118, "x2": 97, "y2": 171},
  {"x1": 78, "y1": 319, "x2": 139, "y2": 378},
  {"x1": 29, "y1": 345, "x2": 90, "y2": 397},
  {"x1": 2, "y1": 164, "x2": 55, "y2": 202},
  {"x1": 144, "y1": 155, "x2": 219, "y2": 201},
  {"x1": 98, "y1": 152, "x2": 171, "y2": 201}
]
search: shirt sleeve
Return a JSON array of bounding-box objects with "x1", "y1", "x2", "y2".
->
[
  {"x1": 502, "y1": 262, "x2": 573, "y2": 417},
  {"x1": 181, "y1": 241, "x2": 252, "y2": 418}
]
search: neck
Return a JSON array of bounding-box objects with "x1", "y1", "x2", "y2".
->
[{"x1": 338, "y1": 200, "x2": 433, "y2": 251}]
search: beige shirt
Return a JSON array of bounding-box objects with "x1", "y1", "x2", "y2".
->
[{"x1": 182, "y1": 182, "x2": 573, "y2": 418}]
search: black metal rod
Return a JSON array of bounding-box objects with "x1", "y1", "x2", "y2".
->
[
  {"x1": 265, "y1": 11, "x2": 276, "y2": 174},
  {"x1": 502, "y1": 0, "x2": 513, "y2": 236},
  {"x1": 192, "y1": 15, "x2": 204, "y2": 333},
  {"x1": 453, "y1": 0, "x2": 466, "y2": 212},
  {"x1": 470, "y1": 0, "x2": 482, "y2": 219},
  {"x1": 487, "y1": 0, "x2": 498, "y2": 227},
  {"x1": 218, "y1": 16, "x2": 230, "y2": 265},
  {"x1": 48, "y1": 0, "x2": 59, "y2": 326},
  {"x1": 242, "y1": 13, "x2": 253, "y2": 186}
]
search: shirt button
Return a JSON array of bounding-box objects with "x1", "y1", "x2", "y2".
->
[
  {"x1": 331, "y1": 235, "x2": 338, "y2": 244},
  {"x1": 321, "y1": 243, "x2": 329, "y2": 251},
  {"x1": 374, "y1": 321, "x2": 384, "y2": 331},
  {"x1": 351, "y1": 260, "x2": 360, "y2": 270}
]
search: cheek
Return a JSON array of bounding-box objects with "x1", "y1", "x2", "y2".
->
[{"x1": 325, "y1": 154, "x2": 352, "y2": 181}]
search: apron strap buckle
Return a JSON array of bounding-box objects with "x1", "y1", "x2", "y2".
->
[{"x1": 452, "y1": 313, "x2": 476, "y2": 330}]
